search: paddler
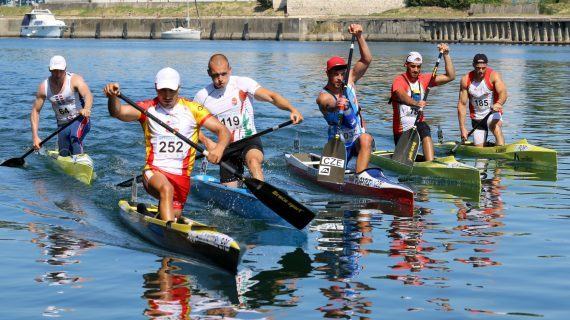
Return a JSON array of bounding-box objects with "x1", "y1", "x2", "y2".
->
[
  {"x1": 457, "y1": 54, "x2": 507, "y2": 147},
  {"x1": 316, "y1": 23, "x2": 374, "y2": 173},
  {"x1": 31, "y1": 55, "x2": 93, "y2": 156},
  {"x1": 104, "y1": 67, "x2": 230, "y2": 223},
  {"x1": 390, "y1": 44, "x2": 455, "y2": 161},
  {"x1": 194, "y1": 54, "x2": 303, "y2": 187}
]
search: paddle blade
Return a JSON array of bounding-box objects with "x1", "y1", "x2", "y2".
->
[
  {"x1": 0, "y1": 157, "x2": 25, "y2": 168},
  {"x1": 243, "y1": 178, "x2": 315, "y2": 230},
  {"x1": 392, "y1": 128, "x2": 420, "y2": 167},
  {"x1": 116, "y1": 174, "x2": 143, "y2": 188},
  {"x1": 317, "y1": 138, "x2": 346, "y2": 185}
]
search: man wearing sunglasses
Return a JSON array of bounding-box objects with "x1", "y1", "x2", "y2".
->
[{"x1": 390, "y1": 44, "x2": 455, "y2": 161}]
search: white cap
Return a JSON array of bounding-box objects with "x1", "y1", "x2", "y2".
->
[
  {"x1": 49, "y1": 55, "x2": 66, "y2": 71},
  {"x1": 406, "y1": 52, "x2": 423, "y2": 64},
  {"x1": 155, "y1": 67, "x2": 180, "y2": 90}
]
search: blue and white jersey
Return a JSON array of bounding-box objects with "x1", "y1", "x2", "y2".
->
[{"x1": 322, "y1": 84, "x2": 365, "y2": 149}]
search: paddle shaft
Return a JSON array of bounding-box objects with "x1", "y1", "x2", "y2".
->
[
  {"x1": 1, "y1": 116, "x2": 81, "y2": 167},
  {"x1": 117, "y1": 119, "x2": 294, "y2": 187},
  {"x1": 412, "y1": 52, "x2": 443, "y2": 125},
  {"x1": 334, "y1": 35, "x2": 357, "y2": 138},
  {"x1": 117, "y1": 94, "x2": 244, "y2": 177},
  {"x1": 451, "y1": 110, "x2": 495, "y2": 153}
]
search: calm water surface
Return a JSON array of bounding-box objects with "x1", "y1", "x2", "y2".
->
[{"x1": 0, "y1": 38, "x2": 568, "y2": 319}]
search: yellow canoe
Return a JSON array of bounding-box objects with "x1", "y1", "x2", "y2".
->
[{"x1": 47, "y1": 150, "x2": 94, "y2": 185}]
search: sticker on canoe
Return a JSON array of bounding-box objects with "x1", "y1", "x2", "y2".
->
[
  {"x1": 354, "y1": 175, "x2": 385, "y2": 188},
  {"x1": 318, "y1": 166, "x2": 331, "y2": 176},
  {"x1": 320, "y1": 157, "x2": 345, "y2": 168},
  {"x1": 515, "y1": 145, "x2": 529, "y2": 152},
  {"x1": 187, "y1": 231, "x2": 233, "y2": 252}
]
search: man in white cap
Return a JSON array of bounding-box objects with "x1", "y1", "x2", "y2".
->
[
  {"x1": 457, "y1": 53, "x2": 507, "y2": 147},
  {"x1": 194, "y1": 54, "x2": 303, "y2": 188},
  {"x1": 316, "y1": 23, "x2": 374, "y2": 173},
  {"x1": 390, "y1": 44, "x2": 455, "y2": 161},
  {"x1": 31, "y1": 55, "x2": 93, "y2": 156},
  {"x1": 104, "y1": 67, "x2": 230, "y2": 223}
]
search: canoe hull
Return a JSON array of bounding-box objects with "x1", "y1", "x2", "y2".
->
[
  {"x1": 118, "y1": 200, "x2": 240, "y2": 273},
  {"x1": 285, "y1": 153, "x2": 414, "y2": 209},
  {"x1": 435, "y1": 139, "x2": 557, "y2": 168},
  {"x1": 191, "y1": 174, "x2": 292, "y2": 228},
  {"x1": 370, "y1": 151, "x2": 482, "y2": 188},
  {"x1": 47, "y1": 150, "x2": 94, "y2": 185}
]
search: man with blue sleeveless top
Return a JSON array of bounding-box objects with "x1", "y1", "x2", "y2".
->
[
  {"x1": 30, "y1": 55, "x2": 93, "y2": 156},
  {"x1": 316, "y1": 24, "x2": 373, "y2": 173}
]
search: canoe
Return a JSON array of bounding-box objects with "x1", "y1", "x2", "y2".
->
[
  {"x1": 191, "y1": 174, "x2": 295, "y2": 228},
  {"x1": 434, "y1": 138, "x2": 557, "y2": 169},
  {"x1": 46, "y1": 150, "x2": 94, "y2": 185},
  {"x1": 370, "y1": 151, "x2": 482, "y2": 189},
  {"x1": 285, "y1": 153, "x2": 414, "y2": 209},
  {"x1": 118, "y1": 200, "x2": 240, "y2": 273}
]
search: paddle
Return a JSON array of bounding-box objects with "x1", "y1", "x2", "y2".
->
[
  {"x1": 392, "y1": 52, "x2": 443, "y2": 167},
  {"x1": 1, "y1": 116, "x2": 81, "y2": 168},
  {"x1": 451, "y1": 110, "x2": 494, "y2": 154},
  {"x1": 117, "y1": 93, "x2": 315, "y2": 230},
  {"x1": 317, "y1": 35, "x2": 356, "y2": 185},
  {"x1": 116, "y1": 119, "x2": 294, "y2": 188}
]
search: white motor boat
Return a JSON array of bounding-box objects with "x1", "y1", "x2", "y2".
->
[
  {"x1": 20, "y1": 9, "x2": 66, "y2": 38},
  {"x1": 161, "y1": 0, "x2": 201, "y2": 40}
]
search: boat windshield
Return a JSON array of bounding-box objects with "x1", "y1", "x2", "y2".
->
[{"x1": 21, "y1": 14, "x2": 31, "y2": 26}]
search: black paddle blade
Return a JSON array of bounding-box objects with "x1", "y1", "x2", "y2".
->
[
  {"x1": 392, "y1": 128, "x2": 420, "y2": 167},
  {"x1": 0, "y1": 157, "x2": 25, "y2": 168},
  {"x1": 116, "y1": 174, "x2": 143, "y2": 188},
  {"x1": 317, "y1": 138, "x2": 346, "y2": 185},
  {"x1": 243, "y1": 177, "x2": 315, "y2": 230}
]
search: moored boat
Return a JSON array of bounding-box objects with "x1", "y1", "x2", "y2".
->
[
  {"x1": 20, "y1": 9, "x2": 66, "y2": 38},
  {"x1": 46, "y1": 150, "x2": 94, "y2": 185},
  {"x1": 118, "y1": 200, "x2": 240, "y2": 273},
  {"x1": 434, "y1": 138, "x2": 557, "y2": 169},
  {"x1": 285, "y1": 153, "x2": 414, "y2": 210},
  {"x1": 191, "y1": 174, "x2": 296, "y2": 228},
  {"x1": 370, "y1": 151, "x2": 482, "y2": 189}
]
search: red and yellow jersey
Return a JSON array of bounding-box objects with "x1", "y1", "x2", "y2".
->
[
  {"x1": 390, "y1": 73, "x2": 436, "y2": 135},
  {"x1": 137, "y1": 97, "x2": 212, "y2": 176}
]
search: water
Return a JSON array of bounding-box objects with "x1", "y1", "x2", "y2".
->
[{"x1": 0, "y1": 38, "x2": 568, "y2": 319}]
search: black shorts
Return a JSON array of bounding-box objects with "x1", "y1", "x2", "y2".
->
[
  {"x1": 219, "y1": 137, "x2": 264, "y2": 183},
  {"x1": 393, "y1": 122, "x2": 431, "y2": 145},
  {"x1": 471, "y1": 118, "x2": 489, "y2": 131}
]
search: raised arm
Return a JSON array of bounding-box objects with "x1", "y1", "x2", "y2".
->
[
  {"x1": 103, "y1": 83, "x2": 141, "y2": 122},
  {"x1": 254, "y1": 87, "x2": 303, "y2": 124},
  {"x1": 433, "y1": 43, "x2": 456, "y2": 86},
  {"x1": 72, "y1": 74, "x2": 93, "y2": 118},
  {"x1": 348, "y1": 24, "x2": 372, "y2": 85},
  {"x1": 457, "y1": 76, "x2": 470, "y2": 140},
  {"x1": 31, "y1": 82, "x2": 47, "y2": 150}
]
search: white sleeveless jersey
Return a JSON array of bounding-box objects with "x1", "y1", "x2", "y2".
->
[
  {"x1": 194, "y1": 76, "x2": 260, "y2": 142},
  {"x1": 467, "y1": 68, "x2": 499, "y2": 120},
  {"x1": 44, "y1": 73, "x2": 84, "y2": 125}
]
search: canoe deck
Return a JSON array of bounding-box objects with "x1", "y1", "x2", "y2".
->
[
  {"x1": 285, "y1": 152, "x2": 414, "y2": 210},
  {"x1": 118, "y1": 200, "x2": 240, "y2": 273},
  {"x1": 434, "y1": 138, "x2": 557, "y2": 169},
  {"x1": 370, "y1": 151, "x2": 482, "y2": 189},
  {"x1": 46, "y1": 150, "x2": 94, "y2": 185}
]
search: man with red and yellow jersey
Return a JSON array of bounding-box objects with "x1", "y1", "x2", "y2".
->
[
  {"x1": 390, "y1": 44, "x2": 455, "y2": 161},
  {"x1": 457, "y1": 54, "x2": 508, "y2": 147},
  {"x1": 104, "y1": 67, "x2": 230, "y2": 223}
]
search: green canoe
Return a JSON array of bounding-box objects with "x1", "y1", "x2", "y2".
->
[
  {"x1": 434, "y1": 139, "x2": 557, "y2": 169},
  {"x1": 370, "y1": 151, "x2": 482, "y2": 189},
  {"x1": 47, "y1": 150, "x2": 94, "y2": 185}
]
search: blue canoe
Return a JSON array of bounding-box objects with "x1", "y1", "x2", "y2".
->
[{"x1": 191, "y1": 174, "x2": 296, "y2": 228}]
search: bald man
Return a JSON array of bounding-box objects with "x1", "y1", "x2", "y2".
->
[{"x1": 194, "y1": 54, "x2": 303, "y2": 187}]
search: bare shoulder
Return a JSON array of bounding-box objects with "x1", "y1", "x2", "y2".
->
[
  {"x1": 490, "y1": 70, "x2": 503, "y2": 82},
  {"x1": 70, "y1": 73, "x2": 88, "y2": 86},
  {"x1": 460, "y1": 74, "x2": 470, "y2": 88}
]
